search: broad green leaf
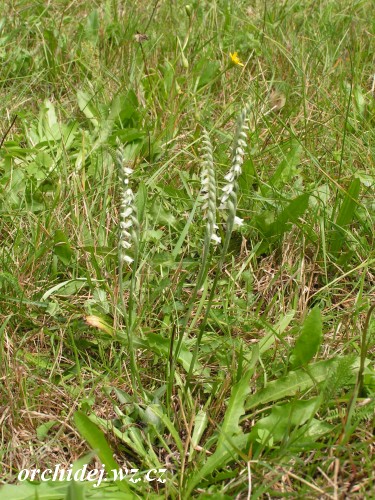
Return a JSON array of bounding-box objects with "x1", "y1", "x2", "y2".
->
[
  {"x1": 172, "y1": 197, "x2": 199, "y2": 257},
  {"x1": 117, "y1": 129, "x2": 145, "y2": 143},
  {"x1": 290, "y1": 306, "x2": 323, "y2": 368},
  {"x1": 184, "y1": 370, "x2": 252, "y2": 496},
  {"x1": 353, "y1": 85, "x2": 366, "y2": 119},
  {"x1": 189, "y1": 409, "x2": 209, "y2": 461},
  {"x1": 270, "y1": 139, "x2": 302, "y2": 187},
  {"x1": 74, "y1": 411, "x2": 119, "y2": 472},
  {"x1": 147, "y1": 405, "x2": 184, "y2": 457},
  {"x1": 41, "y1": 279, "x2": 87, "y2": 301},
  {"x1": 150, "y1": 200, "x2": 177, "y2": 226},
  {"x1": 44, "y1": 99, "x2": 57, "y2": 127},
  {"x1": 259, "y1": 310, "x2": 296, "y2": 354},
  {"x1": 194, "y1": 59, "x2": 220, "y2": 90},
  {"x1": 117, "y1": 90, "x2": 139, "y2": 121},
  {"x1": 66, "y1": 479, "x2": 85, "y2": 500},
  {"x1": 73, "y1": 412, "x2": 132, "y2": 495},
  {"x1": 36, "y1": 420, "x2": 58, "y2": 440},
  {"x1": 336, "y1": 178, "x2": 361, "y2": 228},
  {"x1": 137, "y1": 333, "x2": 203, "y2": 374},
  {"x1": 0, "y1": 481, "x2": 69, "y2": 499},
  {"x1": 238, "y1": 158, "x2": 256, "y2": 194},
  {"x1": 265, "y1": 193, "x2": 310, "y2": 238},
  {"x1": 39, "y1": 100, "x2": 61, "y2": 141},
  {"x1": 249, "y1": 396, "x2": 322, "y2": 445},
  {"x1": 245, "y1": 356, "x2": 360, "y2": 411},
  {"x1": 85, "y1": 9, "x2": 99, "y2": 44},
  {"x1": 183, "y1": 433, "x2": 249, "y2": 498},
  {"x1": 0, "y1": 481, "x2": 135, "y2": 499},
  {"x1": 77, "y1": 90, "x2": 99, "y2": 127},
  {"x1": 216, "y1": 369, "x2": 251, "y2": 453},
  {"x1": 330, "y1": 178, "x2": 361, "y2": 254},
  {"x1": 162, "y1": 60, "x2": 175, "y2": 96},
  {"x1": 89, "y1": 414, "x2": 160, "y2": 469},
  {"x1": 54, "y1": 230, "x2": 74, "y2": 266}
]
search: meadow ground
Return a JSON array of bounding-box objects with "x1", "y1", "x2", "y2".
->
[{"x1": 0, "y1": 0, "x2": 374, "y2": 498}]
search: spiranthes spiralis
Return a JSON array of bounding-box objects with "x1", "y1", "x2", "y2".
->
[
  {"x1": 167, "y1": 128, "x2": 220, "y2": 403},
  {"x1": 116, "y1": 140, "x2": 142, "y2": 397},
  {"x1": 186, "y1": 104, "x2": 250, "y2": 383},
  {"x1": 200, "y1": 128, "x2": 221, "y2": 245},
  {"x1": 219, "y1": 105, "x2": 250, "y2": 229},
  {"x1": 117, "y1": 148, "x2": 139, "y2": 265}
]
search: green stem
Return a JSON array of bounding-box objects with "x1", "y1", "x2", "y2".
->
[
  {"x1": 118, "y1": 245, "x2": 144, "y2": 401},
  {"x1": 167, "y1": 230, "x2": 212, "y2": 402},
  {"x1": 186, "y1": 204, "x2": 237, "y2": 386}
]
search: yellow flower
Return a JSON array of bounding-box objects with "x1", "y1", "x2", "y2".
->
[{"x1": 230, "y1": 52, "x2": 244, "y2": 67}]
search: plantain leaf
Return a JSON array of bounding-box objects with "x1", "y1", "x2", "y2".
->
[
  {"x1": 265, "y1": 193, "x2": 310, "y2": 238},
  {"x1": 245, "y1": 356, "x2": 360, "y2": 411},
  {"x1": 330, "y1": 178, "x2": 361, "y2": 255},
  {"x1": 54, "y1": 230, "x2": 73, "y2": 266},
  {"x1": 77, "y1": 90, "x2": 99, "y2": 127},
  {"x1": 189, "y1": 409, "x2": 209, "y2": 461},
  {"x1": 73, "y1": 411, "x2": 132, "y2": 495},
  {"x1": 290, "y1": 306, "x2": 323, "y2": 369},
  {"x1": 270, "y1": 139, "x2": 302, "y2": 188},
  {"x1": 216, "y1": 369, "x2": 251, "y2": 454},
  {"x1": 248, "y1": 396, "x2": 323, "y2": 446},
  {"x1": 184, "y1": 370, "x2": 252, "y2": 497}
]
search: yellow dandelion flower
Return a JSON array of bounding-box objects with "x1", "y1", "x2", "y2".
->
[{"x1": 230, "y1": 52, "x2": 244, "y2": 67}]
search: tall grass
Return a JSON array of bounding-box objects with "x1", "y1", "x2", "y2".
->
[{"x1": 0, "y1": 0, "x2": 374, "y2": 498}]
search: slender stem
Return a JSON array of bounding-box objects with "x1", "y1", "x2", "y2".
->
[
  {"x1": 341, "y1": 302, "x2": 375, "y2": 442},
  {"x1": 358, "y1": 302, "x2": 375, "y2": 395},
  {"x1": 186, "y1": 208, "x2": 236, "y2": 386},
  {"x1": 167, "y1": 234, "x2": 211, "y2": 402},
  {"x1": 185, "y1": 106, "x2": 249, "y2": 386},
  {"x1": 167, "y1": 129, "x2": 218, "y2": 402}
]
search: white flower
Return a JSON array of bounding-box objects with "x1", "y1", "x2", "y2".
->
[
  {"x1": 117, "y1": 150, "x2": 138, "y2": 266},
  {"x1": 224, "y1": 171, "x2": 235, "y2": 182},
  {"x1": 222, "y1": 183, "x2": 234, "y2": 194},
  {"x1": 211, "y1": 233, "x2": 221, "y2": 244},
  {"x1": 219, "y1": 106, "x2": 249, "y2": 215},
  {"x1": 200, "y1": 129, "x2": 220, "y2": 246},
  {"x1": 234, "y1": 216, "x2": 244, "y2": 226}
]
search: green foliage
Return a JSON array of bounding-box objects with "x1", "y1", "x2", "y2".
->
[
  {"x1": 73, "y1": 412, "x2": 132, "y2": 495},
  {"x1": 330, "y1": 178, "x2": 361, "y2": 256},
  {"x1": 290, "y1": 306, "x2": 323, "y2": 368},
  {"x1": 1, "y1": 0, "x2": 375, "y2": 498},
  {"x1": 184, "y1": 370, "x2": 252, "y2": 496}
]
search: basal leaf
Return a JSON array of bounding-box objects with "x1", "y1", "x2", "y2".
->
[
  {"x1": 270, "y1": 139, "x2": 302, "y2": 188},
  {"x1": 183, "y1": 433, "x2": 249, "y2": 499},
  {"x1": 136, "y1": 182, "x2": 147, "y2": 224},
  {"x1": 249, "y1": 396, "x2": 322, "y2": 445},
  {"x1": 216, "y1": 369, "x2": 251, "y2": 454},
  {"x1": 189, "y1": 409, "x2": 209, "y2": 461},
  {"x1": 245, "y1": 356, "x2": 360, "y2": 411},
  {"x1": 77, "y1": 90, "x2": 99, "y2": 127},
  {"x1": 290, "y1": 306, "x2": 323, "y2": 369},
  {"x1": 265, "y1": 193, "x2": 310, "y2": 238},
  {"x1": 330, "y1": 178, "x2": 361, "y2": 255},
  {"x1": 73, "y1": 411, "x2": 132, "y2": 495},
  {"x1": 184, "y1": 370, "x2": 252, "y2": 497},
  {"x1": 54, "y1": 229, "x2": 73, "y2": 266}
]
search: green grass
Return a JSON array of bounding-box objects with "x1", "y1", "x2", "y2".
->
[{"x1": 1, "y1": 0, "x2": 375, "y2": 498}]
